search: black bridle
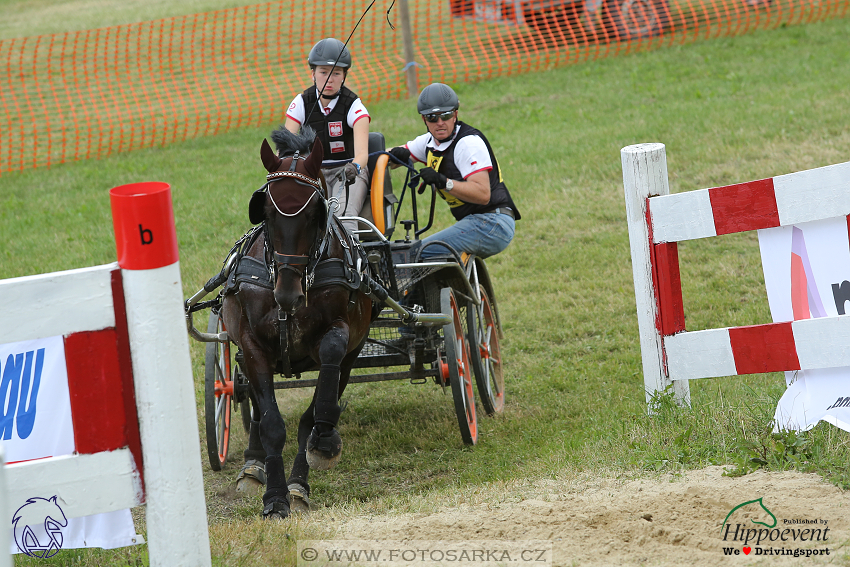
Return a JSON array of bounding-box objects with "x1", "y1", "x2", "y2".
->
[{"x1": 262, "y1": 154, "x2": 337, "y2": 286}]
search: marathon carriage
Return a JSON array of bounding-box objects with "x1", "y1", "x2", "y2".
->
[{"x1": 185, "y1": 132, "x2": 505, "y2": 477}]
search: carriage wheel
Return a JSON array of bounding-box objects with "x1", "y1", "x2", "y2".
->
[
  {"x1": 204, "y1": 311, "x2": 233, "y2": 471},
  {"x1": 440, "y1": 288, "x2": 477, "y2": 445},
  {"x1": 467, "y1": 285, "x2": 505, "y2": 415}
]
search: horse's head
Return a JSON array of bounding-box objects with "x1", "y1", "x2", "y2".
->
[{"x1": 251, "y1": 134, "x2": 326, "y2": 313}]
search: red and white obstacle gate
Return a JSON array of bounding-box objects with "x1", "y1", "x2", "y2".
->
[
  {"x1": 622, "y1": 143, "x2": 850, "y2": 406},
  {"x1": 0, "y1": 182, "x2": 211, "y2": 565}
]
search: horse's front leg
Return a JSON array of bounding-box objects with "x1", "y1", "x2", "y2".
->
[
  {"x1": 288, "y1": 329, "x2": 361, "y2": 513},
  {"x1": 305, "y1": 324, "x2": 349, "y2": 470},
  {"x1": 243, "y1": 341, "x2": 290, "y2": 519}
]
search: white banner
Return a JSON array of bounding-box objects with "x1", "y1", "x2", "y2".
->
[
  {"x1": 0, "y1": 336, "x2": 141, "y2": 554},
  {"x1": 758, "y1": 217, "x2": 850, "y2": 432}
]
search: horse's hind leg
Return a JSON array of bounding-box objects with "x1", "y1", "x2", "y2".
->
[
  {"x1": 287, "y1": 405, "x2": 316, "y2": 514},
  {"x1": 236, "y1": 392, "x2": 267, "y2": 494}
]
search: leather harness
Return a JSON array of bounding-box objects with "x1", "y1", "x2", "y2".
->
[{"x1": 227, "y1": 158, "x2": 375, "y2": 378}]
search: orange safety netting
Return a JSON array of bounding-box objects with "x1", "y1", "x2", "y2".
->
[{"x1": 1, "y1": 0, "x2": 846, "y2": 175}]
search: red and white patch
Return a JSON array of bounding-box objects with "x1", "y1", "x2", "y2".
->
[
  {"x1": 330, "y1": 141, "x2": 345, "y2": 153},
  {"x1": 470, "y1": 160, "x2": 478, "y2": 166},
  {"x1": 328, "y1": 121, "x2": 343, "y2": 137},
  {"x1": 355, "y1": 109, "x2": 362, "y2": 114}
]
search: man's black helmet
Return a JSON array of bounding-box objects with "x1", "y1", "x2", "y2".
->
[
  {"x1": 308, "y1": 38, "x2": 351, "y2": 69},
  {"x1": 417, "y1": 83, "x2": 460, "y2": 114}
]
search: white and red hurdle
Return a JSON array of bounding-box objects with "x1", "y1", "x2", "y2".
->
[
  {"x1": 0, "y1": 182, "x2": 210, "y2": 565},
  {"x1": 622, "y1": 143, "x2": 850, "y2": 406}
]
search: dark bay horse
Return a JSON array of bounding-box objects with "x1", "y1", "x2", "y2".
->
[{"x1": 221, "y1": 128, "x2": 377, "y2": 519}]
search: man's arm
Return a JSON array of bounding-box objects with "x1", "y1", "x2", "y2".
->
[{"x1": 442, "y1": 170, "x2": 491, "y2": 205}]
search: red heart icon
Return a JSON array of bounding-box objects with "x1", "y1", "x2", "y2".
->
[{"x1": 743, "y1": 547, "x2": 752, "y2": 555}]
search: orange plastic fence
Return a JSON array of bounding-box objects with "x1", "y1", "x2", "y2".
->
[{"x1": 1, "y1": 0, "x2": 846, "y2": 175}]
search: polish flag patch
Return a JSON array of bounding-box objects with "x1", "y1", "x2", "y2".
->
[
  {"x1": 470, "y1": 161, "x2": 478, "y2": 166},
  {"x1": 328, "y1": 121, "x2": 343, "y2": 137},
  {"x1": 330, "y1": 141, "x2": 345, "y2": 153}
]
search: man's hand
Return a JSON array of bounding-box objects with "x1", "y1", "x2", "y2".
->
[
  {"x1": 389, "y1": 146, "x2": 411, "y2": 164},
  {"x1": 344, "y1": 162, "x2": 360, "y2": 182},
  {"x1": 419, "y1": 167, "x2": 447, "y2": 189}
]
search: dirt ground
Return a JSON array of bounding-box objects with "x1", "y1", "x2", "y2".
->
[{"x1": 331, "y1": 466, "x2": 849, "y2": 566}]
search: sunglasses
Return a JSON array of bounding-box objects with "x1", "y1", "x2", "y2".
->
[{"x1": 424, "y1": 111, "x2": 456, "y2": 123}]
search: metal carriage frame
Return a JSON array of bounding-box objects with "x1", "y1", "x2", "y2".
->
[{"x1": 186, "y1": 133, "x2": 506, "y2": 471}]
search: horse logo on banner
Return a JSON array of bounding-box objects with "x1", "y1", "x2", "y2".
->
[{"x1": 12, "y1": 496, "x2": 68, "y2": 558}]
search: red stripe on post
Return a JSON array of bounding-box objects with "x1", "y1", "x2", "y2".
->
[
  {"x1": 646, "y1": 201, "x2": 686, "y2": 337},
  {"x1": 653, "y1": 242, "x2": 686, "y2": 336},
  {"x1": 729, "y1": 322, "x2": 800, "y2": 375},
  {"x1": 109, "y1": 181, "x2": 178, "y2": 270},
  {"x1": 709, "y1": 178, "x2": 780, "y2": 235},
  {"x1": 64, "y1": 328, "x2": 132, "y2": 454},
  {"x1": 111, "y1": 269, "x2": 145, "y2": 497}
]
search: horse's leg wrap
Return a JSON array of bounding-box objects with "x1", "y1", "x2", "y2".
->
[
  {"x1": 314, "y1": 363, "x2": 342, "y2": 430},
  {"x1": 262, "y1": 455, "x2": 290, "y2": 519}
]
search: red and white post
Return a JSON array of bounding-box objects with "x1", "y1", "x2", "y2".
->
[
  {"x1": 623, "y1": 142, "x2": 850, "y2": 410},
  {"x1": 109, "y1": 182, "x2": 211, "y2": 566},
  {"x1": 621, "y1": 143, "x2": 691, "y2": 407}
]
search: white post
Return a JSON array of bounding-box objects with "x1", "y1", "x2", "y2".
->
[
  {"x1": 621, "y1": 143, "x2": 690, "y2": 407},
  {"x1": 0, "y1": 446, "x2": 9, "y2": 567},
  {"x1": 110, "y1": 182, "x2": 211, "y2": 567}
]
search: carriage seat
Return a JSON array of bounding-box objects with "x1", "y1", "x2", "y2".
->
[{"x1": 355, "y1": 132, "x2": 397, "y2": 240}]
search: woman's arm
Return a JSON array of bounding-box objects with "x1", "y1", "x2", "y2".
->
[
  {"x1": 352, "y1": 117, "x2": 369, "y2": 170},
  {"x1": 284, "y1": 117, "x2": 300, "y2": 135}
]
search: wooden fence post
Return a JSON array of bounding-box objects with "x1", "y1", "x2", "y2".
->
[{"x1": 621, "y1": 143, "x2": 691, "y2": 408}]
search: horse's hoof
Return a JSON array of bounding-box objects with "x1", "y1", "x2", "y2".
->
[
  {"x1": 306, "y1": 427, "x2": 343, "y2": 471},
  {"x1": 288, "y1": 482, "x2": 311, "y2": 514},
  {"x1": 236, "y1": 459, "x2": 266, "y2": 493},
  {"x1": 262, "y1": 500, "x2": 290, "y2": 521}
]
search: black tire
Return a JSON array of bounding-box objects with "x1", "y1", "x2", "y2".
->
[
  {"x1": 604, "y1": 0, "x2": 670, "y2": 40},
  {"x1": 204, "y1": 311, "x2": 232, "y2": 471},
  {"x1": 467, "y1": 285, "x2": 505, "y2": 416},
  {"x1": 441, "y1": 288, "x2": 478, "y2": 445}
]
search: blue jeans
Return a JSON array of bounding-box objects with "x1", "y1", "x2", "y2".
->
[{"x1": 419, "y1": 211, "x2": 515, "y2": 260}]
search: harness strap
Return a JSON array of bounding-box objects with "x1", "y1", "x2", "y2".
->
[
  {"x1": 279, "y1": 311, "x2": 293, "y2": 378},
  {"x1": 274, "y1": 252, "x2": 309, "y2": 266}
]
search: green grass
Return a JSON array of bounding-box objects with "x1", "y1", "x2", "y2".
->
[
  {"x1": 3, "y1": 13, "x2": 850, "y2": 567},
  {"x1": 0, "y1": 0, "x2": 263, "y2": 40}
]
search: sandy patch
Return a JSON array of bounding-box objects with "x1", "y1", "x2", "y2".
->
[{"x1": 334, "y1": 466, "x2": 849, "y2": 566}]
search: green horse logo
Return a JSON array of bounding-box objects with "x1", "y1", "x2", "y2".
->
[{"x1": 721, "y1": 497, "x2": 777, "y2": 533}]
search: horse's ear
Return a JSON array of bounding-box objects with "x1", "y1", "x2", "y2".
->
[
  {"x1": 261, "y1": 138, "x2": 282, "y2": 172},
  {"x1": 249, "y1": 189, "x2": 267, "y2": 225},
  {"x1": 304, "y1": 136, "x2": 324, "y2": 178}
]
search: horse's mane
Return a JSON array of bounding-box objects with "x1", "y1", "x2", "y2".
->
[{"x1": 271, "y1": 125, "x2": 316, "y2": 158}]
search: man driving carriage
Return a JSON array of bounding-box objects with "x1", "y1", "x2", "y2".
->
[
  {"x1": 389, "y1": 82, "x2": 521, "y2": 260},
  {"x1": 284, "y1": 38, "x2": 371, "y2": 237}
]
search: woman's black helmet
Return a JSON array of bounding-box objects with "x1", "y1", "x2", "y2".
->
[
  {"x1": 308, "y1": 38, "x2": 352, "y2": 69},
  {"x1": 417, "y1": 83, "x2": 459, "y2": 114}
]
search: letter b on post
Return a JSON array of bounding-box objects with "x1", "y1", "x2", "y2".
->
[{"x1": 110, "y1": 182, "x2": 179, "y2": 270}]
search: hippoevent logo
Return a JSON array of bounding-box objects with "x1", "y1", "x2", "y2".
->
[
  {"x1": 13, "y1": 496, "x2": 68, "y2": 558},
  {"x1": 720, "y1": 498, "x2": 831, "y2": 558}
]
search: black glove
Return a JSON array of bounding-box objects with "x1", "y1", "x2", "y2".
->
[
  {"x1": 343, "y1": 162, "x2": 360, "y2": 182},
  {"x1": 419, "y1": 167, "x2": 447, "y2": 189},
  {"x1": 389, "y1": 146, "x2": 411, "y2": 163}
]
